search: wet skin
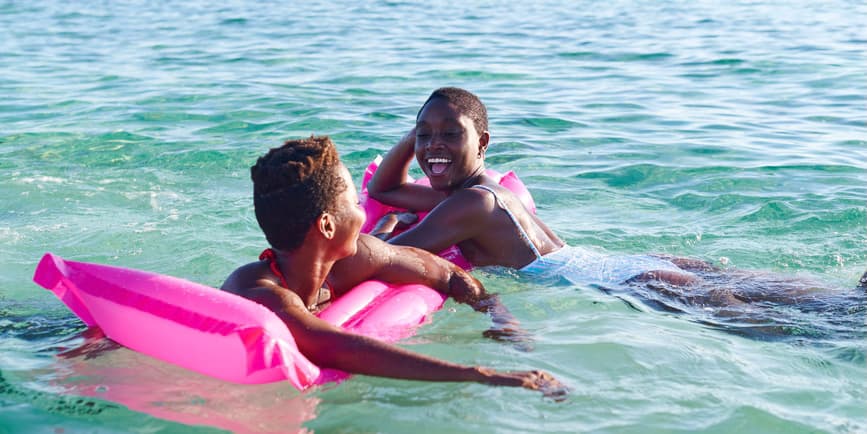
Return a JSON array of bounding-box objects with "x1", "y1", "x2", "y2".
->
[
  {"x1": 222, "y1": 162, "x2": 568, "y2": 397},
  {"x1": 368, "y1": 97, "x2": 566, "y2": 268}
]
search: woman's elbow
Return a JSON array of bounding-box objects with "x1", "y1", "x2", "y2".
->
[{"x1": 367, "y1": 186, "x2": 384, "y2": 201}]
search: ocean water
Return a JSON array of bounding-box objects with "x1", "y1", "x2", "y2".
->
[{"x1": 1, "y1": 0, "x2": 865, "y2": 433}]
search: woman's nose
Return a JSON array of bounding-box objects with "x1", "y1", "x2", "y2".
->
[{"x1": 425, "y1": 133, "x2": 447, "y2": 149}]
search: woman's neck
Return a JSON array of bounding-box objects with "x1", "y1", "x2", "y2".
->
[
  {"x1": 456, "y1": 165, "x2": 487, "y2": 191},
  {"x1": 270, "y1": 247, "x2": 334, "y2": 310}
]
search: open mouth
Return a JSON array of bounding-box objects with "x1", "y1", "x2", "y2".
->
[{"x1": 427, "y1": 157, "x2": 452, "y2": 176}]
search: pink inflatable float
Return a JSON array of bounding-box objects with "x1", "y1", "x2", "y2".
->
[
  {"x1": 359, "y1": 157, "x2": 536, "y2": 270},
  {"x1": 33, "y1": 252, "x2": 446, "y2": 390}
]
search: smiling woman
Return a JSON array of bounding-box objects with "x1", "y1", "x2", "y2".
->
[
  {"x1": 416, "y1": 87, "x2": 490, "y2": 190},
  {"x1": 367, "y1": 87, "x2": 566, "y2": 268},
  {"x1": 365, "y1": 87, "x2": 867, "y2": 340}
]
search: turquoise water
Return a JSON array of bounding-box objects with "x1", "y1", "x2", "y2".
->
[{"x1": 2, "y1": 0, "x2": 865, "y2": 432}]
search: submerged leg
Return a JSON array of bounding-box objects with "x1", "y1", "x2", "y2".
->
[
  {"x1": 651, "y1": 255, "x2": 719, "y2": 272},
  {"x1": 621, "y1": 263, "x2": 866, "y2": 340},
  {"x1": 629, "y1": 269, "x2": 700, "y2": 286}
]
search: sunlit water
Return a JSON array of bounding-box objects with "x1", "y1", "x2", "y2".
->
[{"x1": 1, "y1": 1, "x2": 865, "y2": 433}]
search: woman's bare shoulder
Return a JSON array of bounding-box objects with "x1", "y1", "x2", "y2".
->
[
  {"x1": 221, "y1": 261, "x2": 269, "y2": 293},
  {"x1": 441, "y1": 185, "x2": 498, "y2": 213}
]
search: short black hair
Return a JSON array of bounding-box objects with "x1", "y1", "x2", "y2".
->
[
  {"x1": 417, "y1": 87, "x2": 488, "y2": 134},
  {"x1": 251, "y1": 136, "x2": 346, "y2": 251}
]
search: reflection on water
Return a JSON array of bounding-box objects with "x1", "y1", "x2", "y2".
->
[{"x1": 42, "y1": 328, "x2": 320, "y2": 433}]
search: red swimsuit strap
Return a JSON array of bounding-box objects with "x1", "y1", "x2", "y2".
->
[{"x1": 259, "y1": 248, "x2": 289, "y2": 288}]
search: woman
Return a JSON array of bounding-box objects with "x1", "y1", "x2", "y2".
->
[
  {"x1": 367, "y1": 88, "x2": 866, "y2": 338},
  {"x1": 367, "y1": 87, "x2": 694, "y2": 285},
  {"x1": 221, "y1": 135, "x2": 566, "y2": 396}
]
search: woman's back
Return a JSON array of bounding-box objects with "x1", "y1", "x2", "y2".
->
[{"x1": 454, "y1": 181, "x2": 564, "y2": 268}]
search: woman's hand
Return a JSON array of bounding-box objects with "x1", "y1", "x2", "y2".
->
[
  {"x1": 478, "y1": 368, "x2": 570, "y2": 401},
  {"x1": 446, "y1": 273, "x2": 537, "y2": 352},
  {"x1": 483, "y1": 326, "x2": 535, "y2": 352},
  {"x1": 371, "y1": 211, "x2": 418, "y2": 240},
  {"x1": 367, "y1": 127, "x2": 445, "y2": 211}
]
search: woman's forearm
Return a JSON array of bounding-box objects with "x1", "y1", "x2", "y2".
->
[
  {"x1": 296, "y1": 325, "x2": 566, "y2": 398},
  {"x1": 257, "y1": 283, "x2": 502, "y2": 385},
  {"x1": 449, "y1": 274, "x2": 522, "y2": 327},
  {"x1": 295, "y1": 321, "x2": 546, "y2": 388},
  {"x1": 445, "y1": 268, "x2": 534, "y2": 351},
  {"x1": 368, "y1": 129, "x2": 446, "y2": 211},
  {"x1": 303, "y1": 328, "x2": 482, "y2": 382},
  {"x1": 367, "y1": 129, "x2": 416, "y2": 197}
]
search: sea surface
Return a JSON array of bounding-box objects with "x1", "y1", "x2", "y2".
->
[{"x1": 1, "y1": 1, "x2": 865, "y2": 433}]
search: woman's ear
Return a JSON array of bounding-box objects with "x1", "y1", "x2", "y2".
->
[
  {"x1": 318, "y1": 213, "x2": 336, "y2": 240},
  {"x1": 478, "y1": 131, "x2": 490, "y2": 158}
]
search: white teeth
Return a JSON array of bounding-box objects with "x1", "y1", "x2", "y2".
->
[{"x1": 427, "y1": 158, "x2": 451, "y2": 164}]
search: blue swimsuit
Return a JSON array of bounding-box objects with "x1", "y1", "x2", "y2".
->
[{"x1": 520, "y1": 246, "x2": 689, "y2": 287}]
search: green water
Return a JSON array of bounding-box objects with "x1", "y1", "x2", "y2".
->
[{"x1": 1, "y1": 1, "x2": 865, "y2": 433}]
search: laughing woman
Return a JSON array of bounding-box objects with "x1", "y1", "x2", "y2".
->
[{"x1": 366, "y1": 87, "x2": 866, "y2": 339}]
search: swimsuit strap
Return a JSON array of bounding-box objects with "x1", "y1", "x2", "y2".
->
[
  {"x1": 472, "y1": 184, "x2": 543, "y2": 259},
  {"x1": 259, "y1": 248, "x2": 289, "y2": 288}
]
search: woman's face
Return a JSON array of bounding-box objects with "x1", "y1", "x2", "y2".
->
[
  {"x1": 331, "y1": 164, "x2": 366, "y2": 258},
  {"x1": 414, "y1": 98, "x2": 489, "y2": 191}
]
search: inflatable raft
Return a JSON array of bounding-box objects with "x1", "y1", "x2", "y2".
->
[{"x1": 33, "y1": 252, "x2": 446, "y2": 390}]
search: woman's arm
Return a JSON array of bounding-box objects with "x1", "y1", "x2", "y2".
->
[
  {"x1": 329, "y1": 234, "x2": 479, "y2": 302},
  {"x1": 372, "y1": 186, "x2": 490, "y2": 253},
  {"x1": 243, "y1": 282, "x2": 566, "y2": 396},
  {"x1": 329, "y1": 234, "x2": 533, "y2": 349},
  {"x1": 367, "y1": 128, "x2": 446, "y2": 211},
  {"x1": 369, "y1": 211, "x2": 418, "y2": 241}
]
